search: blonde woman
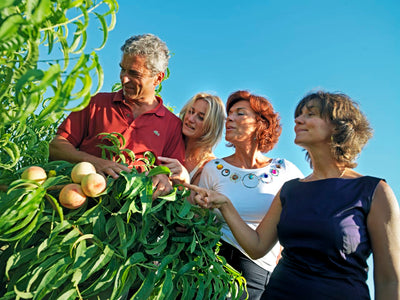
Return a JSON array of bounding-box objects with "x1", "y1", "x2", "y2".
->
[{"x1": 159, "y1": 92, "x2": 225, "y2": 185}]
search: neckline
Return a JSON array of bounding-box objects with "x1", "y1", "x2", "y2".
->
[
  {"x1": 218, "y1": 157, "x2": 280, "y2": 172},
  {"x1": 189, "y1": 163, "x2": 201, "y2": 179},
  {"x1": 298, "y1": 176, "x2": 365, "y2": 183}
]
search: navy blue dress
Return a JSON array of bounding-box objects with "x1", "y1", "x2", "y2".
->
[{"x1": 262, "y1": 176, "x2": 382, "y2": 300}]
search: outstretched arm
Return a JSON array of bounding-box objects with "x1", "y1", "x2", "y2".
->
[
  {"x1": 49, "y1": 135, "x2": 131, "y2": 179},
  {"x1": 183, "y1": 183, "x2": 281, "y2": 259},
  {"x1": 368, "y1": 180, "x2": 400, "y2": 300}
]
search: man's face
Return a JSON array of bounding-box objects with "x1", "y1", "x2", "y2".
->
[{"x1": 119, "y1": 54, "x2": 162, "y2": 102}]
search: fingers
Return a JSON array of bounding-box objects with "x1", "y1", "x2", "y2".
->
[
  {"x1": 152, "y1": 174, "x2": 173, "y2": 200},
  {"x1": 181, "y1": 183, "x2": 210, "y2": 207},
  {"x1": 118, "y1": 164, "x2": 132, "y2": 173},
  {"x1": 158, "y1": 156, "x2": 177, "y2": 164},
  {"x1": 194, "y1": 193, "x2": 209, "y2": 208},
  {"x1": 100, "y1": 164, "x2": 131, "y2": 180},
  {"x1": 158, "y1": 157, "x2": 179, "y2": 172},
  {"x1": 103, "y1": 168, "x2": 119, "y2": 179},
  {"x1": 182, "y1": 182, "x2": 203, "y2": 193}
]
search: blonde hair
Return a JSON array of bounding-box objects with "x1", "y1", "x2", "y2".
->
[{"x1": 180, "y1": 93, "x2": 225, "y2": 150}]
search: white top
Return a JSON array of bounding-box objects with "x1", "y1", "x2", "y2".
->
[
  {"x1": 199, "y1": 158, "x2": 304, "y2": 272},
  {"x1": 189, "y1": 164, "x2": 201, "y2": 180}
]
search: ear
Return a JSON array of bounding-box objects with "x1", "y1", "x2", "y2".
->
[{"x1": 153, "y1": 72, "x2": 165, "y2": 87}]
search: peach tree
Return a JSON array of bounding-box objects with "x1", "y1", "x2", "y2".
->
[{"x1": 0, "y1": 1, "x2": 246, "y2": 299}]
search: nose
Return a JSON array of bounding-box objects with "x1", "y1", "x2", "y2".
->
[
  {"x1": 295, "y1": 115, "x2": 303, "y2": 124},
  {"x1": 120, "y1": 71, "x2": 129, "y2": 84},
  {"x1": 187, "y1": 113, "x2": 196, "y2": 122}
]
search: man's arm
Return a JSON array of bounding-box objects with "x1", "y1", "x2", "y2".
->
[{"x1": 49, "y1": 135, "x2": 131, "y2": 179}]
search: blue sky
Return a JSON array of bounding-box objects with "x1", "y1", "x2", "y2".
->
[{"x1": 87, "y1": 0, "x2": 400, "y2": 294}]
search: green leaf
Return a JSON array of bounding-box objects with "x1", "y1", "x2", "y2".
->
[
  {"x1": 57, "y1": 289, "x2": 78, "y2": 299},
  {"x1": 93, "y1": 12, "x2": 108, "y2": 50},
  {"x1": 178, "y1": 199, "x2": 193, "y2": 218},
  {"x1": 131, "y1": 271, "x2": 156, "y2": 300},
  {"x1": 155, "y1": 269, "x2": 173, "y2": 299},
  {"x1": 44, "y1": 193, "x2": 64, "y2": 222},
  {"x1": 5, "y1": 247, "x2": 37, "y2": 279},
  {"x1": 35, "y1": 255, "x2": 74, "y2": 295},
  {"x1": 14, "y1": 69, "x2": 44, "y2": 93},
  {"x1": 144, "y1": 239, "x2": 167, "y2": 255},
  {"x1": 13, "y1": 288, "x2": 34, "y2": 298},
  {"x1": 0, "y1": 14, "x2": 25, "y2": 41},
  {"x1": 31, "y1": 0, "x2": 52, "y2": 24},
  {"x1": 1, "y1": 207, "x2": 42, "y2": 241},
  {"x1": 146, "y1": 165, "x2": 171, "y2": 177},
  {"x1": 73, "y1": 244, "x2": 115, "y2": 284},
  {"x1": 81, "y1": 256, "x2": 119, "y2": 296},
  {"x1": 0, "y1": 0, "x2": 16, "y2": 10}
]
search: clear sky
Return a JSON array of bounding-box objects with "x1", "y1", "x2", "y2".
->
[{"x1": 88, "y1": 0, "x2": 400, "y2": 295}]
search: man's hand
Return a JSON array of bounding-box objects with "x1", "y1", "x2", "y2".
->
[
  {"x1": 49, "y1": 135, "x2": 131, "y2": 179},
  {"x1": 152, "y1": 173, "x2": 173, "y2": 200},
  {"x1": 158, "y1": 156, "x2": 190, "y2": 183},
  {"x1": 90, "y1": 157, "x2": 132, "y2": 179}
]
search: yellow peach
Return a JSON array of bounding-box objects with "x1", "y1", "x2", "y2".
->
[
  {"x1": 59, "y1": 183, "x2": 87, "y2": 209},
  {"x1": 71, "y1": 162, "x2": 96, "y2": 183},
  {"x1": 81, "y1": 173, "x2": 106, "y2": 197},
  {"x1": 21, "y1": 166, "x2": 47, "y2": 184}
]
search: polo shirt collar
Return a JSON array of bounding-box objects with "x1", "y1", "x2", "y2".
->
[{"x1": 113, "y1": 90, "x2": 165, "y2": 117}]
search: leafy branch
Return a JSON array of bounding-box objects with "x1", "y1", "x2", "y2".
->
[
  {"x1": 0, "y1": 160, "x2": 246, "y2": 299},
  {"x1": 0, "y1": 0, "x2": 118, "y2": 172}
]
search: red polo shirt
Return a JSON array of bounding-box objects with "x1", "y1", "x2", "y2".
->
[{"x1": 57, "y1": 90, "x2": 185, "y2": 170}]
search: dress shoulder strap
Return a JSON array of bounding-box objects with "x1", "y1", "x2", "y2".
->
[{"x1": 190, "y1": 158, "x2": 214, "y2": 184}]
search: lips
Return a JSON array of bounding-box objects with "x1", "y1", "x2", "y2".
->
[
  {"x1": 184, "y1": 122, "x2": 195, "y2": 130},
  {"x1": 123, "y1": 84, "x2": 136, "y2": 92},
  {"x1": 294, "y1": 127, "x2": 307, "y2": 134}
]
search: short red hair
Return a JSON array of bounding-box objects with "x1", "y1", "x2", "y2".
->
[{"x1": 226, "y1": 90, "x2": 282, "y2": 153}]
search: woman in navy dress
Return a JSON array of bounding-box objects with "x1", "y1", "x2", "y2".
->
[{"x1": 188, "y1": 91, "x2": 400, "y2": 299}]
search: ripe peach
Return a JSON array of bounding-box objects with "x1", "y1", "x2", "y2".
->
[
  {"x1": 59, "y1": 183, "x2": 87, "y2": 209},
  {"x1": 21, "y1": 166, "x2": 47, "y2": 184},
  {"x1": 71, "y1": 162, "x2": 96, "y2": 183},
  {"x1": 81, "y1": 173, "x2": 106, "y2": 197}
]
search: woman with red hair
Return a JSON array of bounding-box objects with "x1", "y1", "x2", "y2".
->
[{"x1": 198, "y1": 90, "x2": 303, "y2": 299}]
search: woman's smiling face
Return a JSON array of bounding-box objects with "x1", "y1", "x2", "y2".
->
[
  {"x1": 294, "y1": 101, "x2": 334, "y2": 148},
  {"x1": 225, "y1": 100, "x2": 258, "y2": 146},
  {"x1": 182, "y1": 99, "x2": 209, "y2": 139}
]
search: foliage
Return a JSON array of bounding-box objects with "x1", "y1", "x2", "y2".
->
[
  {"x1": 0, "y1": 0, "x2": 118, "y2": 172},
  {"x1": 0, "y1": 2, "x2": 246, "y2": 298},
  {"x1": 0, "y1": 159, "x2": 246, "y2": 299}
]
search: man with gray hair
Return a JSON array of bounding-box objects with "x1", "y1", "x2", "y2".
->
[{"x1": 50, "y1": 34, "x2": 185, "y2": 199}]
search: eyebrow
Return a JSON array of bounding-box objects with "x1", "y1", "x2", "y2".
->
[
  {"x1": 304, "y1": 105, "x2": 319, "y2": 111},
  {"x1": 229, "y1": 106, "x2": 247, "y2": 113},
  {"x1": 190, "y1": 107, "x2": 206, "y2": 117},
  {"x1": 119, "y1": 64, "x2": 142, "y2": 75}
]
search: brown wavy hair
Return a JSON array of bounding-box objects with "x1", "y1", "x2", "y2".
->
[
  {"x1": 226, "y1": 90, "x2": 282, "y2": 153},
  {"x1": 294, "y1": 91, "x2": 373, "y2": 168}
]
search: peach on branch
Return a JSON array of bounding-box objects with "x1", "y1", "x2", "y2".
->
[
  {"x1": 21, "y1": 166, "x2": 47, "y2": 184},
  {"x1": 71, "y1": 162, "x2": 96, "y2": 183},
  {"x1": 59, "y1": 183, "x2": 87, "y2": 209},
  {"x1": 81, "y1": 173, "x2": 106, "y2": 197}
]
